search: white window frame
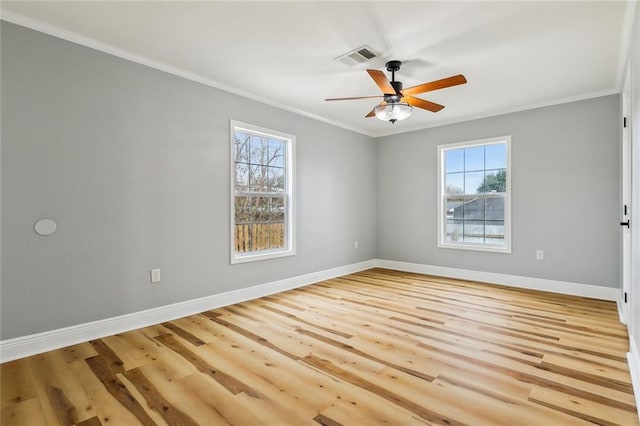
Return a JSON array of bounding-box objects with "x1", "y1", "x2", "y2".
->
[
  {"x1": 230, "y1": 120, "x2": 296, "y2": 264},
  {"x1": 437, "y1": 135, "x2": 511, "y2": 253}
]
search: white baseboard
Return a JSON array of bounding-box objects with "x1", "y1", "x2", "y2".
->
[
  {"x1": 374, "y1": 259, "x2": 621, "y2": 302},
  {"x1": 619, "y1": 298, "x2": 628, "y2": 324},
  {"x1": 0, "y1": 260, "x2": 376, "y2": 362},
  {"x1": 628, "y1": 335, "x2": 640, "y2": 422}
]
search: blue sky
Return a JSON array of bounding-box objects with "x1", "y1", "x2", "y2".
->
[{"x1": 445, "y1": 143, "x2": 507, "y2": 195}]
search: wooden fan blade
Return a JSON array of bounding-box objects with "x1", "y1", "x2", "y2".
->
[
  {"x1": 404, "y1": 96, "x2": 445, "y2": 112},
  {"x1": 325, "y1": 95, "x2": 384, "y2": 101},
  {"x1": 367, "y1": 70, "x2": 396, "y2": 94},
  {"x1": 401, "y1": 74, "x2": 467, "y2": 96},
  {"x1": 365, "y1": 101, "x2": 386, "y2": 118}
]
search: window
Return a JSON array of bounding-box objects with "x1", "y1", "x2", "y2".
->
[
  {"x1": 437, "y1": 136, "x2": 511, "y2": 253},
  {"x1": 230, "y1": 121, "x2": 295, "y2": 263}
]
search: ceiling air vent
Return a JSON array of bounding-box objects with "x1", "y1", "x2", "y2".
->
[{"x1": 335, "y1": 45, "x2": 378, "y2": 66}]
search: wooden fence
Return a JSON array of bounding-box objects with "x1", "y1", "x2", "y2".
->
[{"x1": 235, "y1": 223, "x2": 285, "y2": 252}]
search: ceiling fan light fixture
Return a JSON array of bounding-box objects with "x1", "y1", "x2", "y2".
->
[{"x1": 374, "y1": 102, "x2": 413, "y2": 124}]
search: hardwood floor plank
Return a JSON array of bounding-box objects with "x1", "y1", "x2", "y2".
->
[
  {"x1": 27, "y1": 351, "x2": 96, "y2": 425},
  {"x1": 302, "y1": 354, "x2": 464, "y2": 425},
  {"x1": 1, "y1": 397, "x2": 48, "y2": 426},
  {"x1": 415, "y1": 340, "x2": 637, "y2": 412},
  {"x1": 121, "y1": 367, "x2": 198, "y2": 425},
  {"x1": 155, "y1": 333, "x2": 262, "y2": 398},
  {"x1": 528, "y1": 386, "x2": 639, "y2": 426},
  {"x1": 2, "y1": 268, "x2": 637, "y2": 425},
  {"x1": 76, "y1": 416, "x2": 103, "y2": 426},
  {"x1": 296, "y1": 327, "x2": 436, "y2": 382},
  {"x1": 160, "y1": 322, "x2": 206, "y2": 347},
  {"x1": 45, "y1": 384, "x2": 77, "y2": 425},
  {"x1": 84, "y1": 356, "x2": 157, "y2": 425},
  {"x1": 429, "y1": 374, "x2": 591, "y2": 425},
  {"x1": 260, "y1": 304, "x2": 354, "y2": 339},
  {"x1": 192, "y1": 330, "x2": 341, "y2": 414},
  {"x1": 202, "y1": 311, "x2": 303, "y2": 360},
  {"x1": 542, "y1": 352, "x2": 633, "y2": 383},
  {"x1": 316, "y1": 395, "x2": 430, "y2": 426},
  {"x1": 66, "y1": 359, "x2": 144, "y2": 425},
  {"x1": 161, "y1": 316, "x2": 220, "y2": 345},
  {"x1": 1, "y1": 358, "x2": 36, "y2": 407},
  {"x1": 313, "y1": 413, "x2": 342, "y2": 426},
  {"x1": 174, "y1": 372, "x2": 267, "y2": 425},
  {"x1": 89, "y1": 340, "x2": 125, "y2": 373},
  {"x1": 61, "y1": 343, "x2": 98, "y2": 364}
]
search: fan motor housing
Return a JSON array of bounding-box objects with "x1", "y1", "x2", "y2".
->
[{"x1": 384, "y1": 93, "x2": 403, "y2": 103}]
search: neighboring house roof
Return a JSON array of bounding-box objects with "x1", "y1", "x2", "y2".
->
[{"x1": 453, "y1": 196, "x2": 504, "y2": 220}]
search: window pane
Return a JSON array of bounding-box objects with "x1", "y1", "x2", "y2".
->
[
  {"x1": 485, "y1": 143, "x2": 507, "y2": 170},
  {"x1": 479, "y1": 170, "x2": 506, "y2": 193},
  {"x1": 235, "y1": 223, "x2": 251, "y2": 253},
  {"x1": 235, "y1": 196, "x2": 251, "y2": 223},
  {"x1": 251, "y1": 196, "x2": 269, "y2": 223},
  {"x1": 270, "y1": 197, "x2": 285, "y2": 222},
  {"x1": 268, "y1": 166, "x2": 285, "y2": 192},
  {"x1": 268, "y1": 223, "x2": 285, "y2": 249},
  {"x1": 465, "y1": 146, "x2": 484, "y2": 171},
  {"x1": 446, "y1": 172, "x2": 464, "y2": 195},
  {"x1": 234, "y1": 132, "x2": 249, "y2": 163},
  {"x1": 252, "y1": 224, "x2": 269, "y2": 251},
  {"x1": 268, "y1": 139, "x2": 285, "y2": 167},
  {"x1": 463, "y1": 198, "x2": 484, "y2": 220},
  {"x1": 485, "y1": 196, "x2": 505, "y2": 220},
  {"x1": 445, "y1": 197, "x2": 464, "y2": 220},
  {"x1": 446, "y1": 219, "x2": 463, "y2": 242},
  {"x1": 464, "y1": 171, "x2": 484, "y2": 194},
  {"x1": 486, "y1": 220, "x2": 504, "y2": 244},
  {"x1": 445, "y1": 149, "x2": 464, "y2": 173},
  {"x1": 235, "y1": 162, "x2": 249, "y2": 190},
  {"x1": 249, "y1": 164, "x2": 267, "y2": 191},
  {"x1": 463, "y1": 220, "x2": 484, "y2": 243},
  {"x1": 249, "y1": 135, "x2": 268, "y2": 164}
]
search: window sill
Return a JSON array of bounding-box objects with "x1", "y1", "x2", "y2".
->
[
  {"x1": 231, "y1": 248, "x2": 296, "y2": 264},
  {"x1": 438, "y1": 242, "x2": 511, "y2": 254}
]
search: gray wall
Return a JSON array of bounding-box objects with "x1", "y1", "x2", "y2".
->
[
  {"x1": 376, "y1": 95, "x2": 620, "y2": 288},
  {"x1": 1, "y1": 22, "x2": 377, "y2": 339}
]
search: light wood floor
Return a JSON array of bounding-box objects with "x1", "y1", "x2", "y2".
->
[{"x1": 2, "y1": 268, "x2": 638, "y2": 425}]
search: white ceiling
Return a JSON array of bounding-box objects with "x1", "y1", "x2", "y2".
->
[{"x1": 1, "y1": 1, "x2": 634, "y2": 137}]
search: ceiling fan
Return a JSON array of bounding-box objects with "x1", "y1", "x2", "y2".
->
[{"x1": 325, "y1": 60, "x2": 467, "y2": 124}]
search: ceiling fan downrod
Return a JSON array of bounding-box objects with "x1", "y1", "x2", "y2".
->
[{"x1": 386, "y1": 60, "x2": 403, "y2": 102}]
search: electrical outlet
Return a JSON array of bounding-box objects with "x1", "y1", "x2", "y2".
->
[
  {"x1": 354, "y1": 240, "x2": 359, "y2": 249},
  {"x1": 535, "y1": 250, "x2": 544, "y2": 261},
  {"x1": 150, "y1": 268, "x2": 161, "y2": 283}
]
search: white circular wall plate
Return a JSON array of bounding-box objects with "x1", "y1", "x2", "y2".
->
[{"x1": 34, "y1": 218, "x2": 57, "y2": 236}]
